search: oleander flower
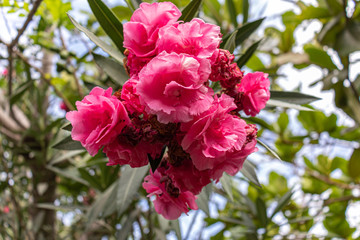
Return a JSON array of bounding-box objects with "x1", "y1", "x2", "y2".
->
[
  {"x1": 157, "y1": 18, "x2": 221, "y2": 59},
  {"x1": 123, "y1": 2, "x2": 181, "y2": 57},
  {"x1": 137, "y1": 51, "x2": 214, "y2": 123},
  {"x1": 103, "y1": 137, "x2": 163, "y2": 168},
  {"x1": 236, "y1": 72, "x2": 270, "y2": 116},
  {"x1": 165, "y1": 158, "x2": 212, "y2": 195},
  {"x1": 181, "y1": 94, "x2": 248, "y2": 171},
  {"x1": 121, "y1": 75, "x2": 145, "y2": 115},
  {"x1": 143, "y1": 169, "x2": 198, "y2": 220},
  {"x1": 66, "y1": 87, "x2": 130, "y2": 156}
]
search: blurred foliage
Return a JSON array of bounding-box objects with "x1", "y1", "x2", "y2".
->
[{"x1": 0, "y1": 0, "x2": 360, "y2": 239}]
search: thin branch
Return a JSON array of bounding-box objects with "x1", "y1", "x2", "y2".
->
[
  {"x1": 14, "y1": 50, "x2": 75, "y2": 111},
  {"x1": 324, "y1": 195, "x2": 360, "y2": 206},
  {"x1": 9, "y1": 0, "x2": 43, "y2": 49},
  {"x1": 307, "y1": 168, "x2": 360, "y2": 190}
]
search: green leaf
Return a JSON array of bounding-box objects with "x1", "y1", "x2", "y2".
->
[
  {"x1": 267, "y1": 99, "x2": 314, "y2": 111},
  {"x1": 348, "y1": 148, "x2": 360, "y2": 179},
  {"x1": 37, "y1": 203, "x2": 86, "y2": 211},
  {"x1": 93, "y1": 53, "x2": 128, "y2": 86},
  {"x1": 68, "y1": 14, "x2": 124, "y2": 63},
  {"x1": 179, "y1": 0, "x2": 203, "y2": 22},
  {"x1": 242, "y1": 0, "x2": 249, "y2": 23},
  {"x1": 236, "y1": 18, "x2": 264, "y2": 46},
  {"x1": 196, "y1": 184, "x2": 212, "y2": 216},
  {"x1": 116, "y1": 165, "x2": 149, "y2": 216},
  {"x1": 304, "y1": 45, "x2": 338, "y2": 70},
  {"x1": 87, "y1": 0, "x2": 125, "y2": 53},
  {"x1": 237, "y1": 40, "x2": 262, "y2": 68},
  {"x1": 62, "y1": 122, "x2": 72, "y2": 131},
  {"x1": 257, "y1": 139, "x2": 282, "y2": 161},
  {"x1": 220, "y1": 173, "x2": 234, "y2": 201},
  {"x1": 270, "y1": 190, "x2": 293, "y2": 219},
  {"x1": 49, "y1": 150, "x2": 86, "y2": 165},
  {"x1": 117, "y1": 209, "x2": 140, "y2": 240},
  {"x1": 46, "y1": 165, "x2": 89, "y2": 186},
  {"x1": 335, "y1": 21, "x2": 360, "y2": 56},
  {"x1": 270, "y1": 91, "x2": 320, "y2": 105},
  {"x1": 223, "y1": 30, "x2": 238, "y2": 53},
  {"x1": 87, "y1": 180, "x2": 118, "y2": 225},
  {"x1": 52, "y1": 136, "x2": 84, "y2": 150},
  {"x1": 240, "y1": 160, "x2": 261, "y2": 187},
  {"x1": 256, "y1": 197, "x2": 267, "y2": 227},
  {"x1": 226, "y1": 0, "x2": 237, "y2": 27},
  {"x1": 10, "y1": 80, "x2": 33, "y2": 105}
]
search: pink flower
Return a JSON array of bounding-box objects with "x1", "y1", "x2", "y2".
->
[
  {"x1": 124, "y1": 51, "x2": 151, "y2": 77},
  {"x1": 181, "y1": 94, "x2": 248, "y2": 171},
  {"x1": 1, "y1": 68, "x2": 8, "y2": 76},
  {"x1": 157, "y1": 18, "x2": 221, "y2": 59},
  {"x1": 137, "y1": 52, "x2": 214, "y2": 123},
  {"x1": 123, "y1": 2, "x2": 181, "y2": 57},
  {"x1": 165, "y1": 159, "x2": 211, "y2": 195},
  {"x1": 103, "y1": 138, "x2": 163, "y2": 168},
  {"x1": 66, "y1": 87, "x2": 130, "y2": 156},
  {"x1": 143, "y1": 169, "x2": 198, "y2": 220},
  {"x1": 60, "y1": 101, "x2": 70, "y2": 112},
  {"x1": 3, "y1": 206, "x2": 9, "y2": 214},
  {"x1": 121, "y1": 76, "x2": 145, "y2": 115},
  {"x1": 236, "y1": 72, "x2": 270, "y2": 116},
  {"x1": 210, "y1": 124, "x2": 258, "y2": 180}
]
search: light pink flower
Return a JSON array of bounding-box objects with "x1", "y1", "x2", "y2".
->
[
  {"x1": 137, "y1": 52, "x2": 214, "y2": 123},
  {"x1": 123, "y1": 2, "x2": 181, "y2": 57},
  {"x1": 157, "y1": 18, "x2": 221, "y2": 59},
  {"x1": 103, "y1": 138, "x2": 162, "y2": 168},
  {"x1": 1, "y1": 68, "x2": 8, "y2": 76},
  {"x1": 236, "y1": 72, "x2": 270, "y2": 116},
  {"x1": 66, "y1": 87, "x2": 130, "y2": 156},
  {"x1": 121, "y1": 76, "x2": 145, "y2": 115},
  {"x1": 143, "y1": 170, "x2": 198, "y2": 220},
  {"x1": 181, "y1": 94, "x2": 248, "y2": 171}
]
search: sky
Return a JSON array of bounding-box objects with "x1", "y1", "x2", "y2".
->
[{"x1": 1, "y1": 0, "x2": 360, "y2": 239}]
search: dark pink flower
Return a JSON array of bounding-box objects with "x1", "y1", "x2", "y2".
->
[
  {"x1": 209, "y1": 49, "x2": 244, "y2": 88},
  {"x1": 143, "y1": 169, "x2": 198, "y2": 220},
  {"x1": 181, "y1": 94, "x2": 248, "y2": 171},
  {"x1": 165, "y1": 159, "x2": 211, "y2": 195},
  {"x1": 60, "y1": 101, "x2": 70, "y2": 112},
  {"x1": 121, "y1": 76, "x2": 145, "y2": 115},
  {"x1": 123, "y1": 2, "x2": 181, "y2": 57},
  {"x1": 3, "y1": 206, "x2": 9, "y2": 214},
  {"x1": 157, "y1": 18, "x2": 221, "y2": 59},
  {"x1": 66, "y1": 87, "x2": 130, "y2": 156},
  {"x1": 125, "y1": 51, "x2": 152, "y2": 77},
  {"x1": 137, "y1": 52, "x2": 213, "y2": 123},
  {"x1": 103, "y1": 138, "x2": 163, "y2": 168},
  {"x1": 236, "y1": 72, "x2": 270, "y2": 116}
]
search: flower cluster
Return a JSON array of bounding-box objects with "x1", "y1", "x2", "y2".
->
[{"x1": 66, "y1": 2, "x2": 270, "y2": 220}]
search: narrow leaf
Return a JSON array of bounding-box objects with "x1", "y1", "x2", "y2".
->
[
  {"x1": 267, "y1": 99, "x2": 314, "y2": 111},
  {"x1": 86, "y1": 180, "x2": 118, "y2": 226},
  {"x1": 196, "y1": 184, "x2": 212, "y2": 216},
  {"x1": 37, "y1": 203, "x2": 86, "y2": 211},
  {"x1": 116, "y1": 165, "x2": 149, "y2": 216},
  {"x1": 117, "y1": 209, "x2": 140, "y2": 240},
  {"x1": 348, "y1": 148, "x2": 360, "y2": 179},
  {"x1": 226, "y1": 0, "x2": 237, "y2": 27},
  {"x1": 87, "y1": 0, "x2": 125, "y2": 53},
  {"x1": 179, "y1": 0, "x2": 203, "y2": 22},
  {"x1": 270, "y1": 189, "x2": 293, "y2": 219},
  {"x1": 52, "y1": 135, "x2": 84, "y2": 151},
  {"x1": 10, "y1": 80, "x2": 33, "y2": 105},
  {"x1": 221, "y1": 18, "x2": 264, "y2": 47},
  {"x1": 237, "y1": 39, "x2": 262, "y2": 68},
  {"x1": 220, "y1": 173, "x2": 234, "y2": 201},
  {"x1": 46, "y1": 166, "x2": 89, "y2": 186},
  {"x1": 256, "y1": 197, "x2": 268, "y2": 227},
  {"x1": 68, "y1": 14, "x2": 124, "y2": 63},
  {"x1": 270, "y1": 90, "x2": 320, "y2": 105},
  {"x1": 257, "y1": 138, "x2": 282, "y2": 161},
  {"x1": 130, "y1": 0, "x2": 142, "y2": 9},
  {"x1": 240, "y1": 160, "x2": 261, "y2": 187},
  {"x1": 62, "y1": 122, "x2": 72, "y2": 132},
  {"x1": 93, "y1": 53, "x2": 128, "y2": 86},
  {"x1": 242, "y1": 0, "x2": 249, "y2": 24},
  {"x1": 49, "y1": 150, "x2": 86, "y2": 165},
  {"x1": 223, "y1": 30, "x2": 238, "y2": 53}
]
